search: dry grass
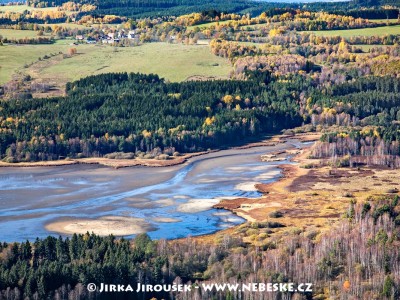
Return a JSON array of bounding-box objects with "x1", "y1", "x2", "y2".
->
[
  {"x1": 210, "y1": 133, "x2": 400, "y2": 246},
  {"x1": 0, "y1": 150, "x2": 216, "y2": 168}
]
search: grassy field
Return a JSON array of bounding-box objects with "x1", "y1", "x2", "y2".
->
[
  {"x1": 0, "y1": 4, "x2": 58, "y2": 13},
  {"x1": 356, "y1": 44, "x2": 390, "y2": 51},
  {"x1": 368, "y1": 19, "x2": 399, "y2": 24},
  {"x1": 305, "y1": 24, "x2": 400, "y2": 37},
  {"x1": 45, "y1": 23, "x2": 90, "y2": 29},
  {"x1": 0, "y1": 28, "x2": 44, "y2": 39},
  {"x1": 0, "y1": 41, "x2": 231, "y2": 85},
  {"x1": 187, "y1": 20, "x2": 232, "y2": 31},
  {"x1": 38, "y1": 43, "x2": 232, "y2": 82},
  {"x1": 0, "y1": 40, "x2": 73, "y2": 84}
]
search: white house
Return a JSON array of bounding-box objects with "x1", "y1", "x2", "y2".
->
[{"x1": 128, "y1": 30, "x2": 135, "y2": 39}]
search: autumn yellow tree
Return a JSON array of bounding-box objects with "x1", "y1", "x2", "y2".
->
[{"x1": 222, "y1": 95, "x2": 234, "y2": 105}]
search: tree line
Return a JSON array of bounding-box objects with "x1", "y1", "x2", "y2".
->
[
  {"x1": 0, "y1": 196, "x2": 399, "y2": 299},
  {"x1": 0, "y1": 72, "x2": 304, "y2": 162},
  {"x1": 1, "y1": 71, "x2": 399, "y2": 163}
]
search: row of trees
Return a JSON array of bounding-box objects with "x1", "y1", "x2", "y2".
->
[
  {"x1": 0, "y1": 36, "x2": 54, "y2": 44},
  {"x1": 0, "y1": 196, "x2": 399, "y2": 299}
]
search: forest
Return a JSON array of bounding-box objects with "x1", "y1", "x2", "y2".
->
[
  {"x1": 19, "y1": 0, "x2": 400, "y2": 18},
  {"x1": 0, "y1": 1, "x2": 400, "y2": 299},
  {"x1": 1, "y1": 71, "x2": 399, "y2": 163},
  {"x1": 0, "y1": 2, "x2": 399, "y2": 168},
  {"x1": 0, "y1": 72, "x2": 304, "y2": 161},
  {"x1": 25, "y1": 0, "x2": 276, "y2": 18},
  {"x1": 0, "y1": 196, "x2": 398, "y2": 299}
]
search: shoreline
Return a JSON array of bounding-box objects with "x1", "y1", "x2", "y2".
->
[
  {"x1": 211, "y1": 143, "x2": 314, "y2": 222},
  {"x1": 0, "y1": 150, "x2": 217, "y2": 169},
  {"x1": 176, "y1": 136, "x2": 321, "y2": 243},
  {"x1": 203, "y1": 134, "x2": 400, "y2": 246},
  {"x1": 41, "y1": 141, "x2": 295, "y2": 238},
  {"x1": 0, "y1": 132, "x2": 323, "y2": 241},
  {"x1": 0, "y1": 133, "x2": 320, "y2": 169}
]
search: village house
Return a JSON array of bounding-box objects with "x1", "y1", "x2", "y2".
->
[
  {"x1": 128, "y1": 30, "x2": 135, "y2": 39},
  {"x1": 118, "y1": 31, "x2": 127, "y2": 39},
  {"x1": 86, "y1": 37, "x2": 96, "y2": 44}
]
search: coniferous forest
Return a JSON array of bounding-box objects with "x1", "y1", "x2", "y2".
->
[
  {"x1": 0, "y1": 196, "x2": 399, "y2": 299},
  {"x1": 1, "y1": 72, "x2": 400, "y2": 162},
  {"x1": 1, "y1": 72, "x2": 304, "y2": 161},
  {"x1": 1, "y1": 0, "x2": 400, "y2": 298}
]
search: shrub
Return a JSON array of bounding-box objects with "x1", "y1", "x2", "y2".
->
[
  {"x1": 104, "y1": 152, "x2": 135, "y2": 159},
  {"x1": 269, "y1": 210, "x2": 284, "y2": 218}
]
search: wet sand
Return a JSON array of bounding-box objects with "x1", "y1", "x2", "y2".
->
[
  {"x1": 46, "y1": 216, "x2": 156, "y2": 236},
  {"x1": 0, "y1": 138, "x2": 304, "y2": 241}
]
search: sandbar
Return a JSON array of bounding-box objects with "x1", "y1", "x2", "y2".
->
[{"x1": 46, "y1": 216, "x2": 156, "y2": 236}]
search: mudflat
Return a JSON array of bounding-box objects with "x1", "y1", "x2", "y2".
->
[{"x1": 0, "y1": 138, "x2": 300, "y2": 241}]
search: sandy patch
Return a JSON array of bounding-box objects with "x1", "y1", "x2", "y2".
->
[
  {"x1": 215, "y1": 196, "x2": 240, "y2": 201},
  {"x1": 152, "y1": 217, "x2": 181, "y2": 223},
  {"x1": 224, "y1": 217, "x2": 243, "y2": 222},
  {"x1": 196, "y1": 177, "x2": 231, "y2": 183},
  {"x1": 177, "y1": 198, "x2": 220, "y2": 213},
  {"x1": 46, "y1": 216, "x2": 155, "y2": 236},
  {"x1": 173, "y1": 195, "x2": 190, "y2": 199},
  {"x1": 251, "y1": 165, "x2": 277, "y2": 171},
  {"x1": 254, "y1": 170, "x2": 281, "y2": 180},
  {"x1": 218, "y1": 224, "x2": 232, "y2": 228},
  {"x1": 224, "y1": 166, "x2": 272, "y2": 173},
  {"x1": 213, "y1": 211, "x2": 232, "y2": 216},
  {"x1": 235, "y1": 182, "x2": 261, "y2": 191},
  {"x1": 240, "y1": 202, "x2": 282, "y2": 212}
]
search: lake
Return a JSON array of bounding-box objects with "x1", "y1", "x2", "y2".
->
[{"x1": 0, "y1": 140, "x2": 300, "y2": 242}]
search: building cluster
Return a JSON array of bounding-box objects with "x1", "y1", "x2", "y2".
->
[{"x1": 75, "y1": 29, "x2": 138, "y2": 44}]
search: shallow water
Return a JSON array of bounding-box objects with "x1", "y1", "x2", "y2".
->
[{"x1": 0, "y1": 141, "x2": 298, "y2": 242}]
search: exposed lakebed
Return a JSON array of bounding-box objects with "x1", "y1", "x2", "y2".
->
[{"x1": 0, "y1": 141, "x2": 299, "y2": 242}]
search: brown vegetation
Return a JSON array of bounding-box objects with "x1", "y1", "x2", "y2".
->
[{"x1": 212, "y1": 134, "x2": 400, "y2": 245}]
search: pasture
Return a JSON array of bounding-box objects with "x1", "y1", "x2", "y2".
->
[
  {"x1": 45, "y1": 23, "x2": 90, "y2": 30},
  {"x1": 0, "y1": 41, "x2": 232, "y2": 85},
  {"x1": 31, "y1": 42, "x2": 232, "y2": 83},
  {"x1": 187, "y1": 20, "x2": 232, "y2": 31},
  {"x1": 368, "y1": 19, "x2": 399, "y2": 24},
  {"x1": 0, "y1": 4, "x2": 58, "y2": 13},
  {"x1": 305, "y1": 24, "x2": 400, "y2": 37},
  {"x1": 0, "y1": 28, "x2": 44, "y2": 39},
  {"x1": 0, "y1": 40, "x2": 72, "y2": 84}
]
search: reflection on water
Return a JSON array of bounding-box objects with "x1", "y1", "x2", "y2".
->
[{"x1": 0, "y1": 142, "x2": 297, "y2": 242}]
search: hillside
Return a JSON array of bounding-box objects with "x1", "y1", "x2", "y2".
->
[{"x1": 0, "y1": 2, "x2": 400, "y2": 299}]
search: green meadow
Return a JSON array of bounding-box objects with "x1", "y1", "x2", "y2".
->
[
  {"x1": 0, "y1": 28, "x2": 44, "y2": 39},
  {"x1": 0, "y1": 5, "x2": 58, "y2": 13},
  {"x1": 368, "y1": 19, "x2": 399, "y2": 24},
  {"x1": 0, "y1": 41, "x2": 232, "y2": 84},
  {"x1": 305, "y1": 24, "x2": 400, "y2": 37},
  {"x1": 0, "y1": 40, "x2": 72, "y2": 84},
  {"x1": 187, "y1": 20, "x2": 232, "y2": 31}
]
